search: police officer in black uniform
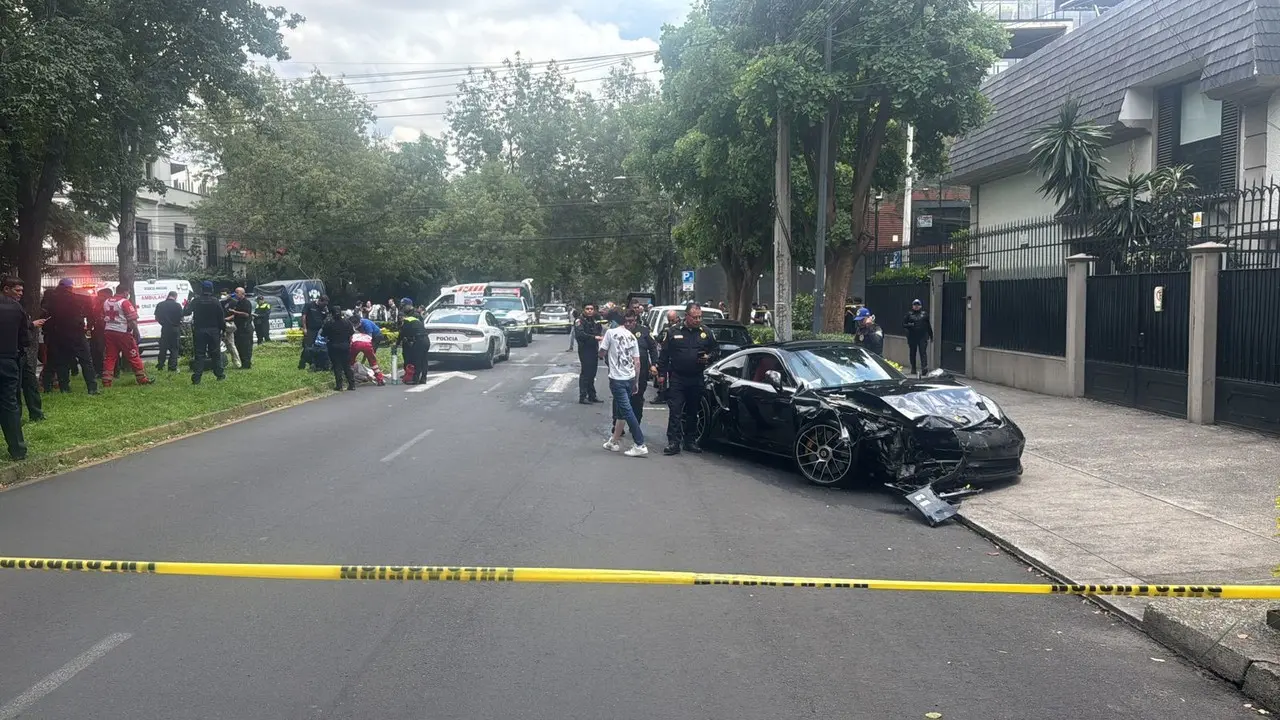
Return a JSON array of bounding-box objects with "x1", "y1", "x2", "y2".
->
[
  {"x1": 184, "y1": 281, "x2": 227, "y2": 384},
  {"x1": 392, "y1": 298, "x2": 429, "y2": 384},
  {"x1": 253, "y1": 295, "x2": 272, "y2": 344},
  {"x1": 658, "y1": 303, "x2": 717, "y2": 456},
  {"x1": 574, "y1": 303, "x2": 603, "y2": 404},
  {"x1": 0, "y1": 277, "x2": 30, "y2": 459}
]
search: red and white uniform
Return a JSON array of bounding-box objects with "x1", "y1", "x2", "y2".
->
[
  {"x1": 102, "y1": 294, "x2": 148, "y2": 384},
  {"x1": 349, "y1": 332, "x2": 383, "y2": 385}
]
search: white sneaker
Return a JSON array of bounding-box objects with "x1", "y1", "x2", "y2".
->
[
  {"x1": 603, "y1": 438, "x2": 621, "y2": 452},
  {"x1": 624, "y1": 444, "x2": 648, "y2": 457}
]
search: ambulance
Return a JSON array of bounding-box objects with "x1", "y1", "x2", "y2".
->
[
  {"x1": 425, "y1": 279, "x2": 537, "y2": 346},
  {"x1": 133, "y1": 278, "x2": 194, "y2": 349}
]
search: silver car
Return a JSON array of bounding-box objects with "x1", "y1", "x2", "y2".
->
[{"x1": 538, "y1": 303, "x2": 573, "y2": 333}]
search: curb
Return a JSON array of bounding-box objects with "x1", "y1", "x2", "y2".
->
[
  {"x1": 958, "y1": 511, "x2": 1280, "y2": 712},
  {"x1": 0, "y1": 386, "x2": 322, "y2": 488},
  {"x1": 954, "y1": 511, "x2": 1147, "y2": 626}
]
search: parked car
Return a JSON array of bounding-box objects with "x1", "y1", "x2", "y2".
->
[
  {"x1": 423, "y1": 305, "x2": 510, "y2": 369},
  {"x1": 259, "y1": 294, "x2": 291, "y2": 341},
  {"x1": 537, "y1": 303, "x2": 573, "y2": 333},
  {"x1": 701, "y1": 319, "x2": 754, "y2": 359},
  {"x1": 481, "y1": 295, "x2": 535, "y2": 347},
  {"x1": 648, "y1": 304, "x2": 725, "y2": 337},
  {"x1": 695, "y1": 340, "x2": 1025, "y2": 496}
]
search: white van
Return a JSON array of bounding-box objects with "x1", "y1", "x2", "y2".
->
[{"x1": 133, "y1": 279, "x2": 194, "y2": 348}]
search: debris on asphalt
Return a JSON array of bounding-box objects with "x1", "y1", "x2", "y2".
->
[{"x1": 1151, "y1": 658, "x2": 1166, "y2": 663}]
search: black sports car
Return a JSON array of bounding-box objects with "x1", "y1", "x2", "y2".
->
[{"x1": 696, "y1": 340, "x2": 1025, "y2": 520}]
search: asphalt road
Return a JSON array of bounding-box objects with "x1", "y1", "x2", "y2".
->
[{"x1": 0, "y1": 336, "x2": 1256, "y2": 719}]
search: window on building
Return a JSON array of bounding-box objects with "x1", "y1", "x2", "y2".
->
[
  {"x1": 206, "y1": 231, "x2": 219, "y2": 268},
  {"x1": 135, "y1": 221, "x2": 151, "y2": 264},
  {"x1": 174, "y1": 223, "x2": 186, "y2": 250},
  {"x1": 57, "y1": 247, "x2": 86, "y2": 264},
  {"x1": 1156, "y1": 81, "x2": 1239, "y2": 192}
]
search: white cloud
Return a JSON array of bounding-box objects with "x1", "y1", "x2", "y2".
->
[{"x1": 265, "y1": 0, "x2": 688, "y2": 143}]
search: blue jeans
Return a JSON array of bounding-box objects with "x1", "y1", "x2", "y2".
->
[{"x1": 609, "y1": 378, "x2": 644, "y2": 445}]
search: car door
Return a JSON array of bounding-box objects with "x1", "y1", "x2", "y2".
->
[
  {"x1": 702, "y1": 354, "x2": 747, "y2": 442},
  {"x1": 483, "y1": 312, "x2": 502, "y2": 350},
  {"x1": 736, "y1": 351, "x2": 798, "y2": 453}
]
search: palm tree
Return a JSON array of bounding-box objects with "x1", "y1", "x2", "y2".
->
[{"x1": 1028, "y1": 97, "x2": 1109, "y2": 220}]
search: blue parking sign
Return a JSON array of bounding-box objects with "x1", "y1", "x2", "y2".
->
[{"x1": 681, "y1": 270, "x2": 695, "y2": 283}]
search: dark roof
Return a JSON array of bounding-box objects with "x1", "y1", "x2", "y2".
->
[{"x1": 949, "y1": 0, "x2": 1274, "y2": 183}]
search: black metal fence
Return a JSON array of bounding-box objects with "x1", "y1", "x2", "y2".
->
[
  {"x1": 1217, "y1": 268, "x2": 1280, "y2": 384},
  {"x1": 980, "y1": 278, "x2": 1067, "y2": 357},
  {"x1": 866, "y1": 184, "x2": 1280, "y2": 284},
  {"x1": 864, "y1": 281, "x2": 928, "y2": 334}
]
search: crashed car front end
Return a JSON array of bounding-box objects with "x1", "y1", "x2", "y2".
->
[{"x1": 817, "y1": 385, "x2": 1025, "y2": 524}]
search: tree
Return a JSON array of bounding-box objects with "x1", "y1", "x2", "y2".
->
[
  {"x1": 718, "y1": 0, "x2": 1007, "y2": 330},
  {"x1": 186, "y1": 70, "x2": 445, "y2": 298},
  {"x1": 445, "y1": 56, "x2": 668, "y2": 304},
  {"x1": 73, "y1": 0, "x2": 302, "y2": 299},
  {"x1": 0, "y1": 0, "x2": 122, "y2": 312},
  {"x1": 631, "y1": 13, "x2": 777, "y2": 322},
  {"x1": 1028, "y1": 97, "x2": 1110, "y2": 220}
]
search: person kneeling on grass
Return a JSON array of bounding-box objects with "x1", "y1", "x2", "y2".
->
[{"x1": 599, "y1": 309, "x2": 648, "y2": 458}]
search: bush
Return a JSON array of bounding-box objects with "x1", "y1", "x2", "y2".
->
[
  {"x1": 792, "y1": 292, "x2": 815, "y2": 334},
  {"x1": 868, "y1": 259, "x2": 965, "y2": 284}
]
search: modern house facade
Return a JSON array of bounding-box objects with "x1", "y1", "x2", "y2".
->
[
  {"x1": 886, "y1": 0, "x2": 1280, "y2": 437},
  {"x1": 953, "y1": 0, "x2": 1280, "y2": 227},
  {"x1": 46, "y1": 158, "x2": 239, "y2": 287}
]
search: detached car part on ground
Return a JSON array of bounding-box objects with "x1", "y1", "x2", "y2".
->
[{"x1": 695, "y1": 341, "x2": 1025, "y2": 525}]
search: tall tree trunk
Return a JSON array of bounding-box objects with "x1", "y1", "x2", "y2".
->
[
  {"x1": 823, "y1": 91, "x2": 893, "y2": 332},
  {"x1": 116, "y1": 187, "x2": 137, "y2": 299},
  {"x1": 734, "y1": 268, "x2": 754, "y2": 323},
  {"x1": 723, "y1": 260, "x2": 745, "y2": 321},
  {"x1": 12, "y1": 133, "x2": 67, "y2": 316}
]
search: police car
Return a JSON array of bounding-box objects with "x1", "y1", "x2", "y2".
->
[{"x1": 423, "y1": 305, "x2": 510, "y2": 369}]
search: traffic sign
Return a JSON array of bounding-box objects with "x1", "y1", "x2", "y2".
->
[{"x1": 681, "y1": 270, "x2": 695, "y2": 292}]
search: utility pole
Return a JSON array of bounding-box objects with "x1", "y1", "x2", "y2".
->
[
  {"x1": 774, "y1": 105, "x2": 793, "y2": 342},
  {"x1": 901, "y1": 124, "x2": 915, "y2": 263},
  {"x1": 811, "y1": 20, "x2": 834, "y2": 334}
]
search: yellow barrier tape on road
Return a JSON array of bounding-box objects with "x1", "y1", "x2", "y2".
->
[{"x1": 0, "y1": 557, "x2": 1274, "y2": 599}]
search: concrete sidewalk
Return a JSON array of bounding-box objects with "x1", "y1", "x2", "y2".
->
[{"x1": 959, "y1": 379, "x2": 1280, "y2": 710}]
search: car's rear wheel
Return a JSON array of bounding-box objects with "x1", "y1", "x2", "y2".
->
[
  {"x1": 481, "y1": 341, "x2": 496, "y2": 369},
  {"x1": 500, "y1": 340, "x2": 510, "y2": 361},
  {"x1": 794, "y1": 422, "x2": 854, "y2": 487}
]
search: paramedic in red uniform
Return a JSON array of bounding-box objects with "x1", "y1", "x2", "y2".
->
[{"x1": 101, "y1": 285, "x2": 152, "y2": 387}]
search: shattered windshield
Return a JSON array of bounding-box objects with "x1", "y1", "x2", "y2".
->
[{"x1": 787, "y1": 346, "x2": 902, "y2": 388}]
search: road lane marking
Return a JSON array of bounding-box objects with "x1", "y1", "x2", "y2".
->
[
  {"x1": 545, "y1": 374, "x2": 576, "y2": 394},
  {"x1": 380, "y1": 429, "x2": 434, "y2": 463},
  {"x1": 404, "y1": 371, "x2": 477, "y2": 393},
  {"x1": 482, "y1": 381, "x2": 503, "y2": 394},
  {"x1": 0, "y1": 633, "x2": 131, "y2": 720}
]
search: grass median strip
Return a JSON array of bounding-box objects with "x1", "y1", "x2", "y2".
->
[{"x1": 7, "y1": 344, "x2": 334, "y2": 467}]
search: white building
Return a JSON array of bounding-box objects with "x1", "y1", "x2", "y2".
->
[{"x1": 45, "y1": 157, "x2": 238, "y2": 287}]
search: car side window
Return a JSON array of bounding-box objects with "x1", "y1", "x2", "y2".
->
[
  {"x1": 745, "y1": 352, "x2": 792, "y2": 386},
  {"x1": 716, "y1": 355, "x2": 746, "y2": 378},
  {"x1": 484, "y1": 312, "x2": 498, "y2": 327}
]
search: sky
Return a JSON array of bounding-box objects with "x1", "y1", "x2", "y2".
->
[{"x1": 264, "y1": 0, "x2": 691, "y2": 144}]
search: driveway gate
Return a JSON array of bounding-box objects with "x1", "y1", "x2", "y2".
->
[
  {"x1": 1084, "y1": 272, "x2": 1190, "y2": 417},
  {"x1": 940, "y1": 281, "x2": 966, "y2": 373}
]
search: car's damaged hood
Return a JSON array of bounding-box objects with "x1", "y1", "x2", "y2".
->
[{"x1": 817, "y1": 381, "x2": 994, "y2": 429}]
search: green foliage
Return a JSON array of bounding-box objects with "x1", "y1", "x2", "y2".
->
[
  {"x1": 868, "y1": 260, "x2": 964, "y2": 284},
  {"x1": 792, "y1": 292, "x2": 815, "y2": 334},
  {"x1": 188, "y1": 70, "x2": 445, "y2": 299},
  {"x1": 1028, "y1": 98, "x2": 1110, "y2": 218}
]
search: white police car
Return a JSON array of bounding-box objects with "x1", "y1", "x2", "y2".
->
[{"x1": 423, "y1": 305, "x2": 510, "y2": 369}]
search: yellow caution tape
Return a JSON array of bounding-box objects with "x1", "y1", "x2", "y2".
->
[{"x1": 0, "y1": 557, "x2": 1272, "y2": 599}]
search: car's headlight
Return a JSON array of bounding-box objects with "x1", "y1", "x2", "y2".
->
[{"x1": 979, "y1": 395, "x2": 1003, "y2": 420}]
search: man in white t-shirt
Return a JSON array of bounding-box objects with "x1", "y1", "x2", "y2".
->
[{"x1": 598, "y1": 310, "x2": 648, "y2": 457}]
